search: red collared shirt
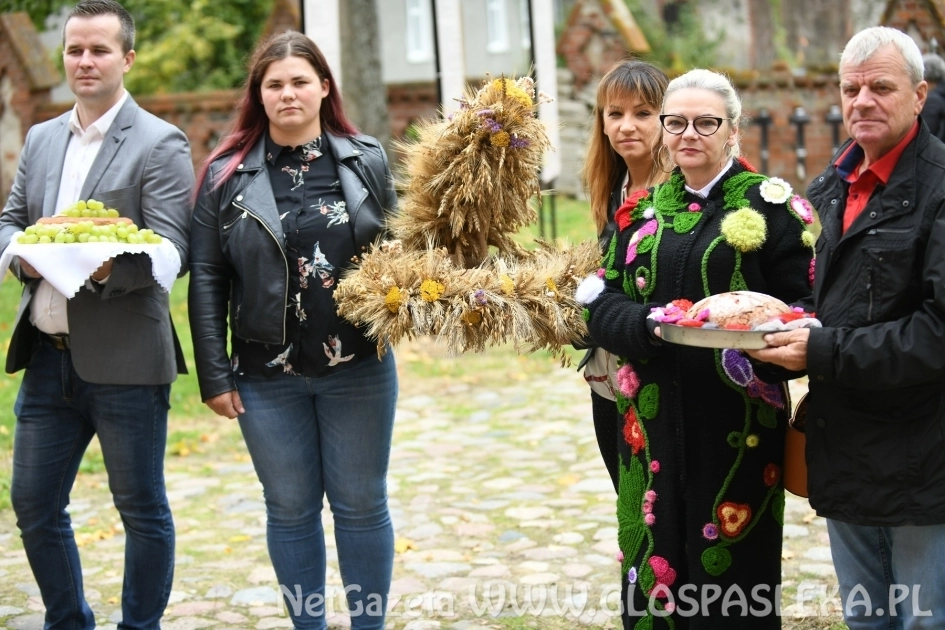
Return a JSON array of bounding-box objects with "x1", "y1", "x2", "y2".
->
[{"x1": 835, "y1": 120, "x2": 919, "y2": 233}]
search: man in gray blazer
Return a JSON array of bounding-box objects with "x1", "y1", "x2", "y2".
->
[{"x1": 0, "y1": 1, "x2": 193, "y2": 626}]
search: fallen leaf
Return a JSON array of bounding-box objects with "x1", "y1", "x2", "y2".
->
[
  {"x1": 394, "y1": 537, "x2": 416, "y2": 553},
  {"x1": 229, "y1": 534, "x2": 251, "y2": 543},
  {"x1": 782, "y1": 549, "x2": 795, "y2": 560},
  {"x1": 802, "y1": 511, "x2": 818, "y2": 524}
]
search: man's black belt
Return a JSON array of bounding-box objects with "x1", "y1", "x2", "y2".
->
[{"x1": 40, "y1": 332, "x2": 70, "y2": 351}]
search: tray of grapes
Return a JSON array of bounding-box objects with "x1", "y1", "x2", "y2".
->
[{"x1": 1, "y1": 226, "x2": 180, "y2": 298}]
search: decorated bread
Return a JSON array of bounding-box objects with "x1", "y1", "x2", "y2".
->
[
  {"x1": 686, "y1": 291, "x2": 792, "y2": 330},
  {"x1": 649, "y1": 291, "x2": 818, "y2": 331}
]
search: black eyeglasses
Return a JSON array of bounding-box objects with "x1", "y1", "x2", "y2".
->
[{"x1": 659, "y1": 114, "x2": 729, "y2": 136}]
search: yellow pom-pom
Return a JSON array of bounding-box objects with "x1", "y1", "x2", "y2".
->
[
  {"x1": 490, "y1": 78, "x2": 533, "y2": 109},
  {"x1": 801, "y1": 230, "x2": 816, "y2": 248},
  {"x1": 384, "y1": 287, "x2": 403, "y2": 313},
  {"x1": 746, "y1": 434, "x2": 760, "y2": 448},
  {"x1": 721, "y1": 208, "x2": 767, "y2": 252},
  {"x1": 419, "y1": 279, "x2": 445, "y2": 302},
  {"x1": 490, "y1": 131, "x2": 510, "y2": 147}
]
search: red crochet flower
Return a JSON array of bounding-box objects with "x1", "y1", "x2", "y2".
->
[
  {"x1": 778, "y1": 312, "x2": 809, "y2": 323},
  {"x1": 623, "y1": 408, "x2": 645, "y2": 454},
  {"x1": 670, "y1": 299, "x2": 693, "y2": 311},
  {"x1": 615, "y1": 189, "x2": 650, "y2": 230},
  {"x1": 737, "y1": 156, "x2": 758, "y2": 173},
  {"x1": 763, "y1": 463, "x2": 781, "y2": 487},
  {"x1": 647, "y1": 555, "x2": 677, "y2": 598},
  {"x1": 717, "y1": 502, "x2": 752, "y2": 537}
]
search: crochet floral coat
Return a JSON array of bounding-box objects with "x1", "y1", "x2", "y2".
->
[{"x1": 583, "y1": 159, "x2": 814, "y2": 629}]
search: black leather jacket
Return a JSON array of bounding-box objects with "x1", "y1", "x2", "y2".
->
[
  {"x1": 188, "y1": 133, "x2": 397, "y2": 400},
  {"x1": 804, "y1": 120, "x2": 945, "y2": 525}
]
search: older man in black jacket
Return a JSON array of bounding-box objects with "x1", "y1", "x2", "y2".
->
[{"x1": 750, "y1": 26, "x2": 945, "y2": 630}]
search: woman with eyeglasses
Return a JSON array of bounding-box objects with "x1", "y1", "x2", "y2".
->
[
  {"x1": 579, "y1": 60, "x2": 669, "y2": 493},
  {"x1": 578, "y1": 69, "x2": 815, "y2": 628}
]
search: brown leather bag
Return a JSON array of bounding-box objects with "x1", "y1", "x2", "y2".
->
[{"x1": 783, "y1": 393, "x2": 808, "y2": 497}]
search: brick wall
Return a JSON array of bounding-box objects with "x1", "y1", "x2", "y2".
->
[{"x1": 883, "y1": 0, "x2": 945, "y2": 47}]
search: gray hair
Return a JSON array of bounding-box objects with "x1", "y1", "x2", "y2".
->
[
  {"x1": 924, "y1": 53, "x2": 945, "y2": 83},
  {"x1": 840, "y1": 27, "x2": 923, "y2": 86},
  {"x1": 662, "y1": 68, "x2": 742, "y2": 158}
]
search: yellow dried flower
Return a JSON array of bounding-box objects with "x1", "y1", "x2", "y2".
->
[
  {"x1": 721, "y1": 207, "x2": 767, "y2": 252},
  {"x1": 490, "y1": 131, "x2": 510, "y2": 147},
  {"x1": 419, "y1": 279, "x2": 445, "y2": 302},
  {"x1": 462, "y1": 310, "x2": 483, "y2": 325},
  {"x1": 500, "y1": 274, "x2": 515, "y2": 295},
  {"x1": 384, "y1": 286, "x2": 403, "y2": 313},
  {"x1": 490, "y1": 78, "x2": 533, "y2": 108},
  {"x1": 545, "y1": 278, "x2": 559, "y2": 298}
]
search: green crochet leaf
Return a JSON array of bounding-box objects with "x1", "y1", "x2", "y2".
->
[
  {"x1": 730, "y1": 270, "x2": 748, "y2": 292},
  {"x1": 616, "y1": 396, "x2": 630, "y2": 415},
  {"x1": 634, "y1": 617, "x2": 654, "y2": 630},
  {"x1": 618, "y1": 458, "x2": 648, "y2": 569},
  {"x1": 637, "y1": 234, "x2": 656, "y2": 254},
  {"x1": 639, "y1": 563, "x2": 656, "y2": 594},
  {"x1": 637, "y1": 384, "x2": 660, "y2": 420},
  {"x1": 771, "y1": 490, "x2": 785, "y2": 526},
  {"x1": 582, "y1": 308, "x2": 591, "y2": 322},
  {"x1": 758, "y1": 404, "x2": 777, "y2": 428},
  {"x1": 605, "y1": 269, "x2": 619, "y2": 280},
  {"x1": 702, "y1": 545, "x2": 733, "y2": 576},
  {"x1": 673, "y1": 212, "x2": 702, "y2": 234}
]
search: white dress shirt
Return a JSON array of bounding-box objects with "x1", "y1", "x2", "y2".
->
[
  {"x1": 30, "y1": 91, "x2": 129, "y2": 335},
  {"x1": 685, "y1": 158, "x2": 734, "y2": 199}
]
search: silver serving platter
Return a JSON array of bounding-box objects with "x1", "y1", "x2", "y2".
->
[{"x1": 660, "y1": 323, "x2": 769, "y2": 349}]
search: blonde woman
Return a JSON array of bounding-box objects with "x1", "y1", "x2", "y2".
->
[{"x1": 579, "y1": 60, "x2": 669, "y2": 491}]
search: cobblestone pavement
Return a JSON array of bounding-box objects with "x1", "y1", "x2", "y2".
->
[{"x1": 0, "y1": 344, "x2": 843, "y2": 629}]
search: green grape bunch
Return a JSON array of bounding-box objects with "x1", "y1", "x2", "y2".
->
[{"x1": 16, "y1": 199, "x2": 163, "y2": 245}]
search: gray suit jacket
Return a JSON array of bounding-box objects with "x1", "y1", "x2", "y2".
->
[{"x1": 0, "y1": 96, "x2": 195, "y2": 385}]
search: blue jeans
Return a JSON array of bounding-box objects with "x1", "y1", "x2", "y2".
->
[
  {"x1": 10, "y1": 338, "x2": 175, "y2": 630},
  {"x1": 828, "y1": 518, "x2": 945, "y2": 630},
  {"x1": 235, "y1": 354, "x2": 398, "y2": 630}
]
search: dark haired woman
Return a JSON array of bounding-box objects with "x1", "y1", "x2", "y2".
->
[{"x1": 189, "y1": 31, "x2": 397, "y2": 629}]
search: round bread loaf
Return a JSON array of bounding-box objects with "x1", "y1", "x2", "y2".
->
[{"x1": 686, "y1": 291, "x2": 791, "y2": 329}]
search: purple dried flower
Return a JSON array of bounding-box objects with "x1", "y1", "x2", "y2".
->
[
  {"x1": 483, "y1": 118, "x2": 503, "y2": 133},
  {"x1": 473, "y1": 289, "x2": 488, "y2": 305},
  {"x1": 510, "y1": 137, "x2": 530, "y2": 149}
]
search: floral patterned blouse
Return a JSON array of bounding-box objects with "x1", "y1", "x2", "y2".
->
[{"x1": 230, "y1": 133, "x2": 377, "y2": 378}]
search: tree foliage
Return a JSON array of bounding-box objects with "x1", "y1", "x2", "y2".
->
[
  {"x1": 624, "y1": 0, "x2": 723, "y2": 72},
  {"x1": 10, "y1": 0, "x2": 274, "y2": 94}
]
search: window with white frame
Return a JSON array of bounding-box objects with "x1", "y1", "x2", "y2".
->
[
  {"x1": 406, "y1": 0, "x2": 432, "y2": 62},
  {"x1": 520, "y1": 0, "x2": 532, "y2": 49},
  {"x1": 487, "y1": 0, "x2": 509, "y2": 53}
]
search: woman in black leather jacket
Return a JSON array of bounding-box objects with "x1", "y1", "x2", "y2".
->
[
  {"x1": 579, "y1": 60, "x2": 668, "y2": 491},
  {"x1": 189, "y1": 32, "x2": 398, "y2": 630}
]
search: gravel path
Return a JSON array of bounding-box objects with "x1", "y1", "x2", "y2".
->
[{"x1": 0, "y1": 345, "x2": 844, "y2": 629}]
